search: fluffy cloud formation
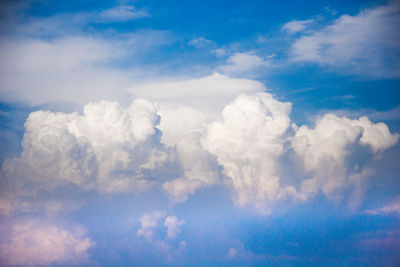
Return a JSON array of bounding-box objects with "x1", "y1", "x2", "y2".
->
[
  {"x1": 291, "y1": 114, "x2": 399, "y2": 200},
  {"x1": 131, "y1": 73, "x2": 266, "y2": 146},
  {"x1": 290, "y1": 2, "x2": 400, "y2": 77},
  {"x1": 201, "y1": 93, "x2": 296, "y2": 213},
  {"x1": 1, "y1": 89, "x2": 398, "y2": 215},
  {"x1": 164, "y1": 216, "x2": 185, "y2": 239},
  {"x1": 163, "y1": 131, "x2": 220, "y2": 202},
  {"x1": 2, "y1": 99, "x2": 170, "y2": 198},
  {"x1": 137, "y1": 212, "x2": 185, "y2": 240},
  {"x1": 137, "y1": 211, "x2": 166, "y2": 240},
  {"x1": 0, "y1": 219, "x2": 93, "y2": 266}
]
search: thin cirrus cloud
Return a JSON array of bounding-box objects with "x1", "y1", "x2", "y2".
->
[
  {"x1": 98, "y1": 4, "x2": 149, "y2": 22},
  {"x1": 288, "y1": 1, "x2": 400, "y2": 77}
]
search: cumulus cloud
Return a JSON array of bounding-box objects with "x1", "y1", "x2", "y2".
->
[
  {"x1": 201, "y1": 93, "x2": 296, "y2": 213},
  {"x1": 163, "y1": 131, "x2": 220, "y2": 202},
  {"x1": 1, "y1": 99, "x2": 171, "y2": 199},
  {"x1": 164, "y1": 216, "x2": 185, "y2": 239},
  {"x1": 137, "y1": 211, "x2": 166, "y2": 240},
  {"x1": 1, "y1": 90, "x2": 398, "y2": 214},
  {"x1": 0, "y1": 219, "x2": 93, "y2": 266},
  {"x1": 137, "y1": 212, "x2": 185, "y2": 241},
  {"x1": 291, "y1": 114, "x2": 398, "y2": 199},
  {"x1": 131, "y1": 73, "x2": 266, "y2": 147},
  {"x1": 289, "y1": 2, "x2": 400, "y2": 77}
]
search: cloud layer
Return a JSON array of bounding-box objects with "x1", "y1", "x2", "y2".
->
[{"x1": 2, "y1": 88, "x2": 397, "y2": 216}]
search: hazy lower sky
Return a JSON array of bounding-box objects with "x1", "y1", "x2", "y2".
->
[{"x1": 0, "y1": 0, "x2": 399, "y2": 266}]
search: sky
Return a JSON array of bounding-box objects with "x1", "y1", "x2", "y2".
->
[{"x1": 0, "y1": 0, "x2": 400, "y2": 266}]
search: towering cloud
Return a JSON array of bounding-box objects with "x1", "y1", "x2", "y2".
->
[
  {"x1": 2, "y1": 99, "x2": 171, "y2": 200},
  {"x1": 291, "y1": 114, "x2": 399, "y2": 200},
  {"x1": 1, "y1": 91, "x2": 398, "y2": 216},
  {"x1": 201, "y1": 93, "x2": 296, "y2": 213}
]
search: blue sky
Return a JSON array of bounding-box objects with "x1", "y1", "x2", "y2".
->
[{"x1": 0, "y1": 0, "x2": 400, "y2": 266}]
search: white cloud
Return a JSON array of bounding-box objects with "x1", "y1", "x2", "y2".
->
[
  {"x1": 163, "y1": 131, "x2": 220, "y2": 202},
  {"x1": 365, "y1": 199, "x2": 400, "y2": 216},
  {"x1": 290, "y1": 2, "x2": 400, "y2": 77},
  {"x1": 99, "y1": 4, "x2": 149, "y2": 22},
  {"x1": 188, "y1": 37, "x2": 213, "y2": 48},
  {"x1": 0, "y1": 37, "x2": 127, "y2": 105},
  {"x1": 282, "y1": 19, "x2": 314, "y2": 34},
  {"x1": 1, "y1": 99, "x2": 171, "y2": 196},
  {"x1": 220, "y1": 53, "x2": 269, "y2": 75},
  {"x1": 201, "y1": 93, "x2": 296, "y2": 214},
  {"x1": 291, "y1": 114, "x2": 398, "y2": 199},
  {"x1": 157, "y1": 106, "x2": 207, "y2": 146},
  {"x1": 0, "y1": 219, "x2": 93, "y2": 266},
  {"x1": 164, "y1": 216, "x2": 185, "y2": 239},
  {"x1": 137, "y1": 211, "x2": 166, "y2": 240},
  {"x1": 1, "y1": 89, "x2": 398, "y2": 214},
  {"x1": 130, "y1": 73, "x2": 265, "y2": 118},
  {"x1": 0, "y1": 31, "x2": 172, "y2": 106},
  {"x1": 130, "y1": 73, "x2": 266, "y2": 146}
]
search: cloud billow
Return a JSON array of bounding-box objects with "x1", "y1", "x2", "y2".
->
[{"x1": 1, "y1": 90, "x2": 397, "y2": 216}]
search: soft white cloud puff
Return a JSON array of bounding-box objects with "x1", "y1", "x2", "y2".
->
[
  {"x1": 163, "y1": 131, "x2": 220, "y2": 202},
  {"x1": 137, "y1": 212, "x2": 185, "y2": 241},
  {"x1": 2, "y1": 99, "x2": 170, "y2": 196},
  {"x1": 137, "y1": 211, "x2": 166, "y2": 241},
  {"x1": 1, "y1": 92, "x2": 398, "y2": 215},
  {"x1": 201, "y1": 93, "x2": 296, "y2": 213},
  {"x1": 292, "y1": 114, "x2": 398, "y2": 198},
  {"x1": 0, "y1": 219, "x2": 93, "y2": 266},
  {"x1": 132, "y1": 73, "x2": 267, "y2": 147},
  {"x1": 290, "y1": 2, "x2": 400, "y2": 77},
  {"x1": 164, "y1": 216, "x2": 185, "y2": 239}
]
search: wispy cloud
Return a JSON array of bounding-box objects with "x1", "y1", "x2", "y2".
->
[
  {"x1": 282, "y1": 19, "x2": 314, "y2": 34},
  {"x1": 99, "y1": 4, "x2": 149, "y2": 22},
  {"x1": 289, "y1": 2, "x2": 400, "y2": 77}
]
